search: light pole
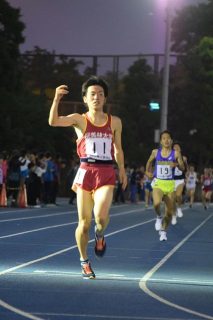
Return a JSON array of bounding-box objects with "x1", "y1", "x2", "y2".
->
[{"x1": 160, "y1": 0, "x2": 172, "y2": 132}]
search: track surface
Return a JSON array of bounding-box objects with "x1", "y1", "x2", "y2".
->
[{"x1": 0, "y1": 200, "x2": 212, "y2": 320}]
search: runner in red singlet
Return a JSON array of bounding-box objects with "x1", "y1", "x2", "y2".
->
[
  {"x1": 200, "y1": 168, "x2": 212, "y2": 210},
  {"x1": 49, "y1": 76, "x2": 127, "y2": 279}
]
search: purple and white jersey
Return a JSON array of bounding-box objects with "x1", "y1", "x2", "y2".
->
[{"x1": 154, "y1": 149, "x2": 176, "y2": 180}]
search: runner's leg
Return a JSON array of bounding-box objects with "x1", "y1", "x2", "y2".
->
[
  {"x1": 93, "y1": 185, "x2": 114, "y2": 235},
  {"x1": 152, "y1": 188, "x2": 164, "y2": 217},
  {"x1": 75, "y1": 188, "x2": 94, "y2": 260},
  {"x1": 176, "y1": 183, "x2": 184, "y2": 217},
  {"x1": 152, "y1": 188, "x2": 164, "y2": 231},
  {"x1": 163, "y1": 192, "x2": 175, "y2": 231}
]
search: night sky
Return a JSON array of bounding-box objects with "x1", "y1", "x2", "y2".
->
[{"x1": 7, "y1": 0, "x2": 207, "y2": 55}]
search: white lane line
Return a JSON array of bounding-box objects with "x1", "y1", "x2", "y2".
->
[
  {"x1": 30, "y1": 312, "x2": 187, "y2": 319},
  {"x1": 7, "y1": 269, "x2": 213, "y2": 286},
  {"x1": 0, "y1": 205, "x2": 140, "y2": 224},
  {"x1": 0, "y1": 218, "x2": 154, "y2": 277},
  {"x1": 0, "y1": 218, "x2": 153, "y2": 319},
  {"x1": 0, "y1": 207, "x2": 146, "y2": 240},
  {"x1": 139, "y1": 213, "x2": 213, "y2": 320},
  {"x1": 30, "y1": 270, "x2": 134, "y2": 280},
  {"x1": 141, "y1": 277, "x2": 213, "y2": 286},
  {"x1": 0, "y1": 211, "x2": 75, "y2": 223},
  {"x1": 0, "y1": 203, "x2": 128, "y2": 216},
  {"x1": 0, "y1": 222, "x2": 74, "y2": 240},
  {"x1": 0, "y1": 208, "x2": 141, "y2": 223},
  {"x1": 0, "y1": 299, "x2": 44, "y2": 320}
]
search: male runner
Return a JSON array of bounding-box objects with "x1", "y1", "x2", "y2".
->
[
  {"x1": 200, "y1": 168, "x2": 212, "y2": 209},
  {"x1": 172, "y1": 142, "x2": 188, "y2": 224},
  {"x1": 145, "y1": 130, "x2": 184, "y2": 241},
  {"x1": 185, "y1": 165, "x2": 198, "y2": 208},
  {"x1": 49, "y1": 76, "x2": 127, "y2": 279}
]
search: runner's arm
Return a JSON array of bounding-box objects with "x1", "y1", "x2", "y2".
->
[
  {"x1": 175, "y1": 150, "x2": 185, "y2": 171},
  {"x1": 49, "y1": 85, "x2": 81, "y2": 127},
  {"x1": 183, "y1": 156, "x2": 188, "y2": 172},
  {"x1": 113, "y1": 116, "x2": 127, "y2": 190},
  {"x1": 145, "y1": 150, "x2": 157, "y2": 179}
]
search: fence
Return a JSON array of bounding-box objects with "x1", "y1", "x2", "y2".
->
[{"x1": 21, "y1": 52, "x2": 182, "y2": 78}]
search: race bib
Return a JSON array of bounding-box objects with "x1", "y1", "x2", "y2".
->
[
  {"x1": 204, "y1": 179, "x2": 211, "y2": 186},
  {"x1": 157, "y1": 165, "x2": 172, "y2": 179},
  {"x1": 73, "y1": 168, "x2": 86, "y2": 185},
  {"x1": 85, "y1": 137, "x2": 112, "y2": 160}
]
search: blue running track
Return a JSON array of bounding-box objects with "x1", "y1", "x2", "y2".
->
[{"x1": 0, "y1": 200, "x2": 212, "y2": 320}]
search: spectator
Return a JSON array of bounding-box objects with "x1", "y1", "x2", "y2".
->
[
  {"x1": 52, "y1": 154, "x2": 62, "y2": 205},
  {"x1": 34, "y1": 153, "x2": 46, "y2": 206},
  {"x1": 0, "y1": 154, "x2": 3, "y2": 194},
  {"x1": 136, "y1": 165, "x2": 145, "y2": 202},
  {"x1": 185, "y1": 165, "x2": 198, "y2": 208},
  {"x1": 42, "y1": 152, "x2": 55, "y2": 205},
  {"x1": 19, "y1": 149, "x2": 31, "y2": 185},
  {"x1": 129, "y1": 165, "x2": 138, "y2": 203},
  {"x1": 114, "y1": 165, "x2": 126, "y2": 204},
  {"x1": 2, "y1": 151, "x2": 8, "y2": 184},
  {"x1": 26, "y1": 162, "x2": 38, "y2": 207},
  {"x1": 7, "y1": 150, "x2": 21, "y2": 206},
  {"x1": 67, "y1": 159, "x2": 79, "y2": 205}
]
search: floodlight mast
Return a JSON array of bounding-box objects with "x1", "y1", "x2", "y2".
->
[{"x1": 160, "y1": 0, "x2": 172, "y2": 132}]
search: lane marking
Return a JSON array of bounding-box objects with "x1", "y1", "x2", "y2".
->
[
  {"x1": 0, "y1": 203, "x2": 128, "y2": 216},
  {"x1": 6, "y1": 269, "x2": 213, "y2": 286},
  {"x1": 0, "y1": 206, "x2": 141, "y2": 223},
  {"x1": 0, "y1": 207, "x2": 146, "y2": 240},
  {"x1": 139, "y1": 213, "x2": 213, "y2": 320},
  {"x1": 0, "y1": 218, "x2": 154, "y2": 276},
  {"x1": 0, "y1": 222, "x2": 74, "y2": 240},
  {"x1": 1, "y1": 204, "x2": 211, "y2": 319},
  {"x1": 28, "y1": 312, "x2": 189, "y2": 319},
  {"x1": 0, "y1": 299, "x2": 44, "y2": 320},
  {"x1": 0, "y1": 218, "x2": 153, "y2": 319},
  {"x1": 26, "y1": 312, "x2": 191, "y2": 319},
  {"x1": 0, "y1": 211, "x2": 75, "y2": 223}
]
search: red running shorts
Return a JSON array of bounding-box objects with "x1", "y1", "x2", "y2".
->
[{"x1": 72, "y1": 163, "x2": 116, "y2": 193}]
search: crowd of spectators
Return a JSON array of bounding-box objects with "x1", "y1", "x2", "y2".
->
[
  {"x1": 0, "y1": 149, "x2": 68, "y2": 207},
  {"x1": 113, "y1": 165, "x2": 146, "y2": 205},
  {"x1": 0, "y1": 149, "x2": 148, "y2": 208},
  {"x1": 0, "y1": 150, "x2": 211, "y2": 208}
]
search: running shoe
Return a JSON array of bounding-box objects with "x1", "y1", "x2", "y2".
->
[
  {"x1": 177, "y1": 208, "x2": 183, "y2": 218},
  {"x1": 81, "y1": 261, "x2": 96, "y2": 279},
  {"x1": 95, "y1": 235, "x2": 106, "y2": 257},
  {"x1": 159, "y1": 230, "x2": 167, "y2": 241},
  {"x1": 171, "y1": 215, "x2": 177, "y2": 225},
  {"x1": 155, "y1": 217, "x2": 162, "y2": 231}
]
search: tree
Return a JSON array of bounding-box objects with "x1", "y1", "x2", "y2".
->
[
  {"x1": 0, "y1": 0, "x2": 25, "y2": 91},
  {"x1": 168, "y1": 0, "x2": 213, "y2": 168},
  {"x1": 0, "y1": 1, "x2": 78, "y2": 158},
  {"x1": 171, "y1": 0, "x2": 213, "y2": 53},
  {"x1": 169, "y1": 37, "x2": 213, "y2": 167},
  {"x1": 119, "y1": 59, "x2": 160, "y2": 165},
  {"x1": 20, "y1": 47, "x2": 56, "y2": 96},
  {"x1": 20, "y1": 47, "x2": 84, "y2": 100}
]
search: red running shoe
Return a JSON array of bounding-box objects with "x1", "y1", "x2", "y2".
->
[
  {"x1": 81, "y1": 261, "x2": 95, "y2": 279},
  {"x1": 95, "y1": 235, "x2": 106, "y2": 257}
]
